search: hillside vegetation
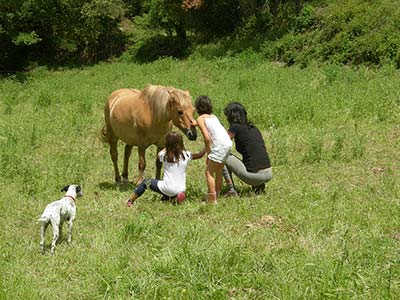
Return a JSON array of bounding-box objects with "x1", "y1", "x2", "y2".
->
[
  {"x1": 0, "y1": 57, "x2": 399, "y2": 299},
  {"x1": 2, "y1": 0, "x2": 400, "y2": 71}
]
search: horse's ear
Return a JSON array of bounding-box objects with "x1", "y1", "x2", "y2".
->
[
  {"x1": 167, "y1": 88, "x2": 174, "y2": 95},
  {"x1": 185, "y1": 90, "x2": 190, "y2": 94}
]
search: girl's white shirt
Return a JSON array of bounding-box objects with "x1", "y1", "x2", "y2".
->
[
  {"x1": 204, "y1": 115, "x2": 232, "y2": 148},
  {"x1": 157, "y1": 150, "x2": 192, "y2": 196}
]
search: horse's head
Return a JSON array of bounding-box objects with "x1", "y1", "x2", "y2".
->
[{"x1": 167, "y1": 88, "x2": 197, "y2": 141}]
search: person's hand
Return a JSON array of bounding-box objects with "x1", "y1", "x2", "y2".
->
[{"x1": 126, "y1": 199, "x2": 134, "y2": 207}]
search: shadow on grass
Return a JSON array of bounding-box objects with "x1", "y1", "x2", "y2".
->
[
  {"x1": 39, "y1": 237, "x2": 72, "y2": 255},
  {"x1": 97, "y1": 182, "x2": 135, "y2": 192}
]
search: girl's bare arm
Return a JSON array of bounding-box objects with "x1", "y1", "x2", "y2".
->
[
  {"x1": 192, "y1": 147, "x2": 207, "y2": 160},
  {"x1": 196, "y1": 116, "x2": 211, "y2": 152}
]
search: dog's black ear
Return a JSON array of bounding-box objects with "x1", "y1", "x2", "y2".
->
[
  {"x1": 61, "y1": 185, "x2": 69, "y2": 192},
  {"x1": 76, "y1": 185, "x2": 81, "y2": 193}
]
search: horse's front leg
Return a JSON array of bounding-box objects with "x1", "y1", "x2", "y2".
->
[
  {"x1": 122, "y1": 144, "x2": 133, "y2": 184},
  {"x1": 136, "y1": 147, "x2": 146, "y2": 185},
  {"x1": 155, "y1": 146, "x2": 163, "y2": 179}
]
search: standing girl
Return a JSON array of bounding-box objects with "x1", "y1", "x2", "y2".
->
[
  {"x1": 195, "y1": 95, "x2": 232, "y2": 203},
  {"x1": 126, "y1": 132, "x2": 205, "y2": 206}
]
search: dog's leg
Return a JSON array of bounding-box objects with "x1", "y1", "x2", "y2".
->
[
  {"x1": 67, "y1": 219, "x2": 73, "y2": 244},
  {"x1": 59, "y1": 222, "x2": 63, "y2": 240},
  {"x1": 50, "y1": 219, "x2": 60, "y2": 255},
  {"x1": 40, "y1": 223, "x2": 48, "y2": 254}
]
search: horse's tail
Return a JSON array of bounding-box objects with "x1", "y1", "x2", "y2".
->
[
  {"x1": 101, "y1": 89, "x2": 133, "y2": 145},
  {"x1": 99, "y1": 125, "x2": 109, "y2": 144},
  {"x1": 100, "y1": 94, "x2": 114, "y2": 144}
]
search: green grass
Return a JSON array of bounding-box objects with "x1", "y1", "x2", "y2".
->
[{"x1": 0, "y1": 57, "x2": 399, "y2": 299}]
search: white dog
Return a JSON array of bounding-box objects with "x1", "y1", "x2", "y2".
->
[{"x1": 38, "y1": 185, "x2": 83, "y2": 254}]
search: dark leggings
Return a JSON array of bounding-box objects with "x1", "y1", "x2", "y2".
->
[{"x1": 134, "y1": 179, "x2": 166, "y2": 198}]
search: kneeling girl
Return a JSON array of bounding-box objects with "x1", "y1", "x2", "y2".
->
[{"x1": 126, "y1": 131, "x2": 205, "y2": 206}]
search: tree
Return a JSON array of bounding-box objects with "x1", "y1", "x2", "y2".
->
[{"x1": 0, "y1": 0, "x2": 126, "y2": 72}]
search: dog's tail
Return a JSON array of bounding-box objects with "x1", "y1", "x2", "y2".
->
[{"x1": 37, "y1": 217, "x2": 49, "y2": 224}]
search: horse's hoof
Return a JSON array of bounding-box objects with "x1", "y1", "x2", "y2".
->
[{"x1": 122, "y1": 177, "x2": 130, "y2": 185}]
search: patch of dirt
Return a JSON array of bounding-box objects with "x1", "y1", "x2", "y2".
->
[
  {"x1": 246, "y1": 215, "x2": 282, "y2": 228},
  {"x1": 371, "y1": 167, "x2": 384, "y2": 175}
]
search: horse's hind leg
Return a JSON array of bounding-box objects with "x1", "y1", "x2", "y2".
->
[
  {"x1": 122, "y1": 144, "x2": 133, "y2": 184},
  {"x1": 104, "y1": 102, "x2": 121, "y2": 184},
  {"x1": 110, "y1": 141, "x2": 121, "y2": 183}
]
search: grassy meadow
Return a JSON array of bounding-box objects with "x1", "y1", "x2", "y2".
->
[{"x1": 0, "y1": 56, "x2": 399, "y2": 299}]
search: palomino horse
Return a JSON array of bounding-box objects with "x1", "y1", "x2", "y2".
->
[{"x1": 102, "y1": 85, "x2": 197, "y2": 184}]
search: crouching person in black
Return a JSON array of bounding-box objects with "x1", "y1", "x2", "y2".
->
[{"x1": 223, "y1": 102, "x2": 272, "y2": 195}]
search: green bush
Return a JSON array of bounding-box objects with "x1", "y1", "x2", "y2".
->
[{"x1": 262, "y1": 0, "x2": 400, "y2": 68}]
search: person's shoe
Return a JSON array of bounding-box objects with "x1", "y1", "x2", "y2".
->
[
  {"x1": 224, "y1": 189, "x2": 238, "y2": 197},
  {"x1": 252, "y1": 183, "x2": 265, "y2": 195},
  {"x1": 161, "y1": 195, "x2": 170, "y2": 201},
  {"x1": 176, "y1": 192, "x2": 186, "y2": 204}
]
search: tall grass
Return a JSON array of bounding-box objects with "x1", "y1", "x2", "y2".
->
[{"x1": 0, "y1": 57, "x2": 399, "y2": 299}]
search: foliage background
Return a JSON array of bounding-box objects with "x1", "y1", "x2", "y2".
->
[{"x1": 2, "y1": 0, "x2": 400, "y2": 71}]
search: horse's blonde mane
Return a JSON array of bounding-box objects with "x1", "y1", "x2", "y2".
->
[{"x1": 140, "y1": 85, "x2": 190, "y2": 121}]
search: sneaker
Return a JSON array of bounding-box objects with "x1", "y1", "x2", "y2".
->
[
  {"x1": 251, "y1": 183, "x2": 265, "y2": 195},
  {"x1": 176, "y1": 192, "x2": 186, "y2": 204},
  {"x1": 160, "y1": 195, "x2": 170, "y2": 201},
  {"x1": 224, "y1": 189, "x2": 238, "y2": 197}
]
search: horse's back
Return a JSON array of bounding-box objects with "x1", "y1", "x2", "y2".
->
[
  {"x1": 106, "y1": 88, "x2": 139, "y2": 106},
  {"x1": 106, "y1": 88, "x2": 141, "y2": 116}
]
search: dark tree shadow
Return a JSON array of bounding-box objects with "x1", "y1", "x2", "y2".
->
[{"x1": 134, "y1": 35, "x2": 190, "y2": 64}]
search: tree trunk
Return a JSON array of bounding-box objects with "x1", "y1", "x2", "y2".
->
[
  {"x1": 270, "y1": 0, "x2": 280, "y2": 16},
  {"x1": 294, "y1": 0, "x2": 303, "y2": 15},
  {"x1": 175, "y1": 21, "x2": 188, "y2": 46}
]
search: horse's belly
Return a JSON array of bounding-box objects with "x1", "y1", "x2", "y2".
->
[
  {"x1": 111, "y1": 122, "x2": 142, "y2": 145},
  {"x1": 111, "y1": 121, "x2": 168, "y2": 146}
]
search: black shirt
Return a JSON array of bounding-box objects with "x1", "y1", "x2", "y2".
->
[{"x1": 228, "y1": 123, "x2": 271, "y2": 172}]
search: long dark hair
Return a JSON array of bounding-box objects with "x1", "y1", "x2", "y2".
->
[
  {"x1": 224, "y1": 102, "x2": 252, "y2": 127},
  {"x1": 165, "y1": 132, "x2": 186, "y2": 163}
]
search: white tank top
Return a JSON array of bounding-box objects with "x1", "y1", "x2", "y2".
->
[{"x1": 205, "y1": 115, "x2": 232, "y2": 147}]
